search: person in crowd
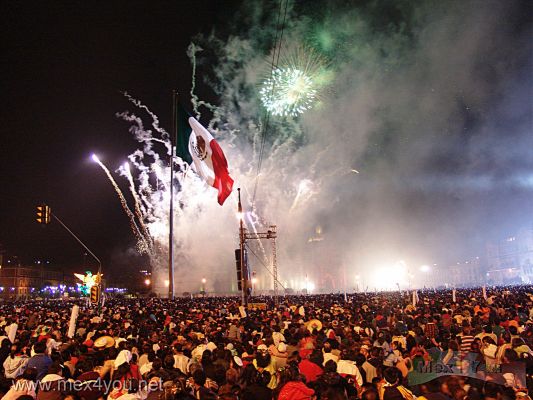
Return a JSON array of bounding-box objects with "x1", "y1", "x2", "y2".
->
[
  {"x1": 379, "y1": 367, "x2": 415, "y2": 400},
  {"x1": 299, "y1": 349, "x2": 324, "y2": 384},
  {"x1": 190, "y1": 369, "x2": 217, "y2": 399},
  {"x1": 2, "y1": 367, "x2": 37, "y2": 400},
  {"x1": 36, "y1": 363, "x2": 70, "y2": 400},
  {"x1": 26, "y1": 341, "x2": 52, "y2": 382},
  {"x1": 3, "y1": 342, "x2": 29, "y2": 380},
  {"x1": 276, "y1": 362, "x2": 315, "y2": 400},
  {"x1": 241, "y1": 368, "x2": 272, "y2": 400},
  {"x1": 75, "y1": 359, "x2": 105, "y2": 400}
]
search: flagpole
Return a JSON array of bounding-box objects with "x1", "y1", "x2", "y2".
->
[
  {"x1": 168, "y1": 90, "x2": 177, "y2": 300},
  {"x1": 238, "y1": 188, "x2": 245, "y2": 307}
]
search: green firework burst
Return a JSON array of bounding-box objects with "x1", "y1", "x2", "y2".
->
[{"x1": 260, "y1": 67, "x2": 318, "y2": 117}]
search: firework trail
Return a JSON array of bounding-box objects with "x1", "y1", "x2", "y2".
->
[
  {"x1": 240, "y1": 185, "x2": 270, "y2": 265},
  {"x1": 116, "y1": 111, "x2": 170, "y2": 158},
  {"x1": 289, "y1": 179, "x2": 317, "y2": 212},
  {"x1": 121, "y1": 162, "x2": 153, "y2": 251},
  {"x1": 122, "y1": 92, "x2": 172, "y2": 154},
  {"x1": 246, "y1": 211, "x2": 270, "y2": 266},
  {"x1": 92, "y1": 154, "x2": 149, "y2": 253},
  {"x1": 128, "y1": 150, "x2": 155, "y2": 214},
  {"x1": 187, "y1": 43, "x2": 222, "y2": 130}
]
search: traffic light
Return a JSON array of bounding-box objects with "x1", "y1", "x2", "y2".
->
[
  {"x1": 36, "y1": 205, "x2": 45, "y2": 224},
  {"x1": 36, "y1": 205, "x2": 51, "y2": 225},
  {"x1": 90, "y1": 285, "x2": 100, "y2": 304}
]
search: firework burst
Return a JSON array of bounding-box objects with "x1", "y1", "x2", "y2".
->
[
  {"x1": 260, "y1": 67, "x2": 317, "y2": 117},
  {"x1": 260, "y1": 46, "x2": 329, "y2": 117}
]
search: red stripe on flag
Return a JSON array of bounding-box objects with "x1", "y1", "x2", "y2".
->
[{"x1": 209, "y1": 139, "x2": 234, "y2": 205}]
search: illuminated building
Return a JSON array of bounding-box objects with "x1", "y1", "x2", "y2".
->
[{"x1": 486, "y1": 228, "x2": 533, "y2": 285}]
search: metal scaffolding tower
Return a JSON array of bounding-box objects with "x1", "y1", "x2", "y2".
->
[
  {"x1": 237, "y1": 189, "x2": 281, "y2": 305},
  {"x1": 244, "y1": 225, "x2": 278, "y2": 304},
  {"x1": 271, "y1": 227, "x2": 278, "y2": 302}
]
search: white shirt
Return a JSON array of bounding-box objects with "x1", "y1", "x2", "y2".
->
[
  {"x1": 323, "y1": 352, "x2": 339, "y2": 366},
  {"x1": 173, "y1": 353, "x2": 190, "y2": 374},
  {"x1": 337, "y1": 359, "x2": 363, "y2": 387},
  {"x1": 272, "y1": 331, "x2": 285, "y2": 347},
  {"x1": 3, "y1": 355, "x2": 29, "y2": 379},
  {"x1": 139, "y1": 361, "x2": 152, "y2": 377}
]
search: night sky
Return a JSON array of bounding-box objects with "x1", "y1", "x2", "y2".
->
[
  {"x1": 0, "y1": 1, "x2": 233, "y2": 275},
  {"x1": 0, "y1": 1, "x2": 532, "y2": 288}
]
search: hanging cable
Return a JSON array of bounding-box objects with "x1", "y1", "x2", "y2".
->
[
  {"x1": 245, "y1": 242, "x2": 286, "y2": 289},
  {"x1": 251, "y1": 0, "x2": 290, "y2": 207}
]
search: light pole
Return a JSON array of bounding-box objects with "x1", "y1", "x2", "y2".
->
[
  {"x1": 237, "y1": 189, "x2": 246, "y2": 306},
  {"x1": 43, "y1": 208, "x2": 103, "y2": 307}
]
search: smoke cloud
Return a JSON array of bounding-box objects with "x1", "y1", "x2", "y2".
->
[{"x1": 119, "y1": 0, "x2": 532, "y2": 293}]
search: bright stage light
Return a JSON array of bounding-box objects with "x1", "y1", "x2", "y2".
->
[
  {"x1": 420, "y1": 265, "x2": 430, "y2": 272},
  {"x1": 164, "y1": 280, "x2": 169, "y2": 287},
  {"x1": 144, "y1": 279, "x2": 151, "y2": 286},
  {"x1": 91, "y1": 154, "x2": 99, "y2": 163},
  {"x1": 368, "y1": 261, "x2": 408, "y2": 291}
]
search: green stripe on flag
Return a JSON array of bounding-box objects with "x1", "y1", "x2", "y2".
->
[{"x1": 175, "y1": 104, "x2": 193, "y2": 165}]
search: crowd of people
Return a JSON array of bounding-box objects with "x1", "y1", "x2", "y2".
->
[{"x1": 0, "y1": 286, "x2": 532, "y2": 399}]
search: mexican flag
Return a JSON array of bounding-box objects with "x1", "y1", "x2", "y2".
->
[{"x1": 176, "y1": 106, "x2": 234, "y2": 205}]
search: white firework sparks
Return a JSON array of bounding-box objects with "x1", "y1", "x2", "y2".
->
[{"x1": 260, "y1": 67, "x2": 317, "y2": 117}]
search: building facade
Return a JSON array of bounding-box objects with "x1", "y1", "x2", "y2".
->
[
  {"x1": 0, "y1": 265, "x2": 75, "y2": 298},
  {"x1": 486, "y1": 228, "x2": 533, "y2": 285},
  {"x1": 443, "y1": 257, "x2": 486, "y2": 288}
]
